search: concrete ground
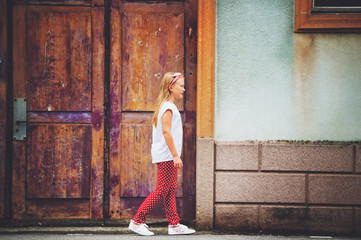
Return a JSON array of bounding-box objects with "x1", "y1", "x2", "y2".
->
[
  {"x1": 0, "y1": 227, "x2": 359, "y2": 240},
  {"x1": 0, "y1": 233, "x2": 358, "y2": 240}
]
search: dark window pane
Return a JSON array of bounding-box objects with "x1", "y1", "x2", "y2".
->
[
  {"x1": 312, "y1": 0, "x2": 361, "y2": 13},
  {"x1": 314, "y1": 0, "x2": 361, "y2": 7}
]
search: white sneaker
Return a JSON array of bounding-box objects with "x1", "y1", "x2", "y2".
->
[
  {"x1": 168, "y1": 224, "x2": 196, "y2": 235},
  {"x1": 128, "y1": 220, "x2": 154, "y2": 236}
]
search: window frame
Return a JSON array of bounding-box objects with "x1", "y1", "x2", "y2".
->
[{"x1": 295, "y1": 0, "x2": 361, "y2": 32}]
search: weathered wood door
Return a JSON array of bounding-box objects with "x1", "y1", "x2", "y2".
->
[
  {"x1": 0, "y1": 0, "x2": 9, "y2": 221},
  {"x1": 109, "y1": 0, "x2": 197, "y2": 221},
  {"x1": 12, "y1": 1, "x2": 105, "y2": 220}
]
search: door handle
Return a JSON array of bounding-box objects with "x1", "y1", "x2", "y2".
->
[{"x1": 13, "y1": 98, "x2": 27, "y2": 141}]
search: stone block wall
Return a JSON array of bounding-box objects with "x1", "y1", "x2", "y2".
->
[{"x1": 210, "y1": 141, "x2": 361, "y2": 235}]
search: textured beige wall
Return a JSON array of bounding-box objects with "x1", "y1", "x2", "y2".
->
[
  {"x1": 213, "y1": 141, "x2": 361, "y2": 235},
  {"x1": 196, "y1": 138, "x2": 214, "y2": 230},
  {"x1": 216, "y1": 172, "x2": 306, "y2": 203},
  {"x1": 215, "y1": 205, "x2": 355, "y2": 234}
]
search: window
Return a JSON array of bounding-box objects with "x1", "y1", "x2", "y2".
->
[
  {"x1": 295, "y1": 0, "x2": 361, "y2": 32},
  {"x1": 313, "y1": 0, "x2": 361, "y2": 13}
]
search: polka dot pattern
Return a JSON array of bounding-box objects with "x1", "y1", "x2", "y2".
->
[{"x1": 133, "y1": 161, "x2": 180, "y2": 225}]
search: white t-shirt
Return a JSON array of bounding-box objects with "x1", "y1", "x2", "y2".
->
[{"x1": 151, "y1": 101, "x2": 183, "y2": 163}]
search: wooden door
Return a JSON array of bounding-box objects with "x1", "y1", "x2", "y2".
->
[
  {"x1": 12, "y1": 2, "x2": 105, "y2": 220},
  {"x1": 0, "y1": 0, "x2": 9, "y2": 221},
  {"x1": 109, "y1": 0, "x2": 197, "y2": 222}
]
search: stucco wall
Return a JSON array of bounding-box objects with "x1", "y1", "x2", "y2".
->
[
  {"x1": 206, "y1": 0, "x2": 361, "y2": 236},
  {"x1": 215, "y1": 0, "x2": 361, "y2": 141}
]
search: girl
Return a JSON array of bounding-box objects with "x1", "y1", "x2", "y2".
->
[{"x1": 128, "y1": 72, "x2": 196, "y2": 236}]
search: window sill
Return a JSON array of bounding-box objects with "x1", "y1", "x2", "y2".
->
[{"x1": 295, "y1": 0, "x2": 361, "y2": 33}]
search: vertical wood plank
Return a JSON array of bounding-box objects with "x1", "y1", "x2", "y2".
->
[
  {"x1": 0, "y1": 123, "x2": 5, "y2": 219},
  {"x1": 137, "y1": 124, "x2": 158, "y2": 196},
  {"x1": 180, "y1": 0, "x2": 197, "y2": 218},
  {"x1": 0, "y1": 0, "x2": 8, "y2": 220},
  {"x1": 197, "y1": 0, "x2": 215, "y2": 138},
  {"x1": 12, "y1": 5, "x2": 27, "y2": 220},
  {"x1": 12, "y1": 142, "x2": 26, "y2": 219},
  {"x1": 182, "y1": 119, "x2": 196, "y2": 217},
  {"x1": 13, "y1": 6, "x2": 26, "y2": 99},
  {"x1": 91, "y1": 6, "x2": 105, "y2": 219},
  {"x1": 0, "y1": 0, "x2": 8, "y2": 125},
  {"x1": 120, "y1": 124, "x2": 136, "y2": 196},
  {"x1": 184, "y1": 0, "x2": 197, "y2": 112},
  {"x1": 109, "y1": 0, "x2": 122, "y2": 219}
]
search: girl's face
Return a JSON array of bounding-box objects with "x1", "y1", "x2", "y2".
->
[{"x1": 169, "y1": 77, "x2": 185, "y2": 100}]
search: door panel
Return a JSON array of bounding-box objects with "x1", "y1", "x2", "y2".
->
[
  {"x1": 26, "y1": 199, "x2": 90, "y2": 219},
  {"x1": 26, "y1": 8, "x2": 92, "y2": 112},
  {"x1": 12, "y1": 5, "x2": 104, "y2": 219},
  {"x1": 120, "y1": 123, "x2": 155, "y2": 197},
  {"x1": 121, "y1": 11, "x2": 184, "y2": 111},
  {"x1": 27, "y1": 124, "x2": 91, "y2": 199},
  {"x1": 109, "y1": 0, "x2": 196, "y2": 221}
]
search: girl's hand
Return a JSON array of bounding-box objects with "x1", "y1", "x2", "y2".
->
[{"x1": 173, "y1": 156, "x2": 183, "y2": 168}]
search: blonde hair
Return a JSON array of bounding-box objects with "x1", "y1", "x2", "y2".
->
[{"x1": 152, "y1": 72, "x2": 183, "y2": 127}]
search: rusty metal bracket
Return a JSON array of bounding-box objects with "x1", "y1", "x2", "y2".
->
[{"x1": 13, "y1": 98, "x2": 27, "y2": 141}]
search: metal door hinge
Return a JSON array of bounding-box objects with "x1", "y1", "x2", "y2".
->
[{"x1": 13, "y1": 98, "x2": 27, "y2": 141}]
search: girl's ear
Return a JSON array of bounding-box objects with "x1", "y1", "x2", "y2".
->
[{"x1": 168, "y1": 84, "x2": 174, "y2": 93}]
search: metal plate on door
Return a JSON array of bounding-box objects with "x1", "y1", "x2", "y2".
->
[{"x1": 13, "y1": 98, "x2": 27, "y2": 141}]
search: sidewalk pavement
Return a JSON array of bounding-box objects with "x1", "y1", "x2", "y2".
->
[{"x1": 0, "y1": 227, "x2": 358, "y2": 240}]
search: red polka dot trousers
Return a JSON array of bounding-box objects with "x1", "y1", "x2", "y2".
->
[{"x1": 133, "y1": 160, "x2": 180, "y2": 225}]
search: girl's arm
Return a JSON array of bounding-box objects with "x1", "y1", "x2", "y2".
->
[{"x1": 161, "y1": 109, "x2": 183, "y2": 168}]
